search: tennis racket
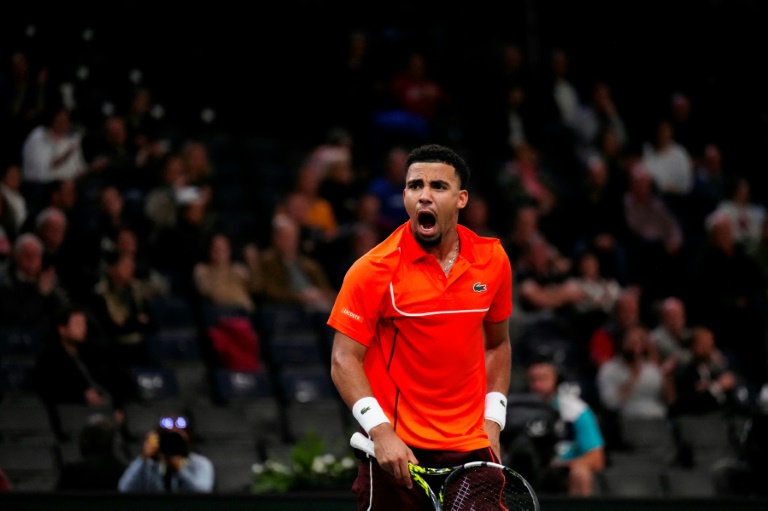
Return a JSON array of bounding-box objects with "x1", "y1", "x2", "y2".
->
[{"x1": 350, "y1": 432, "x2": 540, "y2": 511}]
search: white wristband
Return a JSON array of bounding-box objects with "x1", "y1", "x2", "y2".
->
[
  {"x1": 485, "y1": 392, "x2": 507, "y2": 430},
  {"x1": 352, "y1": 397, "x2": 390, "y2": 434}
]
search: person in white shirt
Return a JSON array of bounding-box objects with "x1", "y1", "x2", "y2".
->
[
  {"x1": 21, "y1": 105, "x2": 87, "y2": 213},
  {"x1": 709, "y1": 175, "x2": 766, "y2": 250},
  {"x1": 642, "y1": 118, "x2": 693, "y2": 196}
]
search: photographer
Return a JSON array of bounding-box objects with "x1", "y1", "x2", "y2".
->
[
  {"x1": 504, "y1": 354, "x2": 605, "y2": 496},
  {"x1": 118, "y1": 414, "x2": 214, "y2": 493}
]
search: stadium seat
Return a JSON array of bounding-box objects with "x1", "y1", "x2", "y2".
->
[
  {"x1": 0, "y1": 443, "x2": 59, "y2": 491},
  {"x1": 0, "y1": 358, "x2": 38, "y2": 397},
  {"x1": 618, "y1": 416, "x2": 676, "y2": 464},
  {"x1": 130, "y1": 366, "x2": 181, "y2": 402},
  {"x1": 598, "y1": 466, "x2": 666, "y2": 497},
  {"x1": 663, "y1": 468, "x2": 716, "y2": 497},
  {"x1": 0, "y1": 398, "x2": 56, "y2": 444},
  {"x1": 0, "y1": 326, "x2": 45, "y2": 359}
]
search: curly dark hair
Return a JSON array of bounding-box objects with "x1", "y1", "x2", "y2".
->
[{"x1": 405, "y1": 144, "x2": 471, "y2": 190}]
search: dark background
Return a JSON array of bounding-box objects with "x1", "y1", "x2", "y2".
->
[{"x1": 3, "y1": 0, "x2": 768, "y2": 182}]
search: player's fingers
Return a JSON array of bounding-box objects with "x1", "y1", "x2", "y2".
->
[
  {"x1": 406, "y1": 447, "x2": 419, "y2": 467},
  {"x1": 402, "y1": 464, "x2": 413, "y2": 489}
]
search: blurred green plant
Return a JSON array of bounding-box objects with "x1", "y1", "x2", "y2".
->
[{"x1": 251, "y1": 431, "x2": 357, "y2": 494}]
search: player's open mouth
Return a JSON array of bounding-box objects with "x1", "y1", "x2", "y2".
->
[{"x1": 417, "y1": 211, "x2": 437, "y2": 235}]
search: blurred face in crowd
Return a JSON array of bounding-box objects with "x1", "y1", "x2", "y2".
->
[
  {"x1": 14, "y1": 235, "x2": 43, "y2": 278},
  {"x1": 690, "y1": 327, "x2": 716, "y2": 362},
  {"x1": 527, "y1": 362, "x2": 558, "y2": 400},
  {"x1": 38, "y1": 210, "x2": 67, "y2": 251},
  {"x1": 60, "y1": 311, "x2": 88, "y2": 344},
  {"x1": 109, "y1": 254, "x2": 136, "y2": 286},
  {"x1": 209, "y1": 234, "x2": 231, "y2": 265},
  {"x1": 661, "y1": 298, "x2": 686, "y2": 335},
  {"x1": 115, "y1": 228, "x2": 138, "y2": 256},
  {"x1": 50, "y1": 108, "x2": 71, "y2": 137}
]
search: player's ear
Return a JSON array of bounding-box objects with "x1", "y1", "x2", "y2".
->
[{"x1": 458, "y1": 190, "x2": 468, "y2": 210}]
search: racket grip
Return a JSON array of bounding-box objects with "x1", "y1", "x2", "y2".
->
[{"x1": 350, "y1": 432, "x2": 376, "y2": 457}]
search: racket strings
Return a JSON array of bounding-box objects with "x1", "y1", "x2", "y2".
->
[{"x1": 440, "y1": 466, "x2": 537, "y2": 511}]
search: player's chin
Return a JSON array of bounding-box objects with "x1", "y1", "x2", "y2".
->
[{"x1": 413, "y1": 227, "x2": 441, "y2": 247}]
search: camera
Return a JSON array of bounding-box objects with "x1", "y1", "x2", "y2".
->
[{"x1": 158, "y1": 429, "x2": 189, "y2": 458}]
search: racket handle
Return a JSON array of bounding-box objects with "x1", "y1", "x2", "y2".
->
[{"x1": 350, "y1": 432, "x2": 376, "y2": 457}]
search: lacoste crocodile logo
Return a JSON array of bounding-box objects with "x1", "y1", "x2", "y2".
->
[
  {"x1": 473, "y1": 282, "x2": 487, "y2": 292},
  {"x1": 360, "y1": 406, "x2": 371, "y2": 415}
]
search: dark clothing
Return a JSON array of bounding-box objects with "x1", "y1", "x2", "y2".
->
[
  {"x1": 673, "y1": 358, "x2": 743, "y2": 416},
  {"x1": 686, "y1": 245, "x2": 768, "y2": 389},
  {"x1": 351, "y1": 437, "x2": 498, "y2": 511},
  {"x1": 0, "y1": 271, "x2": 69, "y2": 330},
  {"x1": 34, "y1": 339, "x2": 134, "y2": 425},
  {"x1": 56, "y1": 455, "x2": 127, "y2": 491}
]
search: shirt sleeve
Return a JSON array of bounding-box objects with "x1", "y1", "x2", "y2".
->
[
  {"x1": 597, "y1": 361, "x2": 625, "y2": 411},
  {"x1": 118, "y1": 458, "x2": 163, "y2": 492},
  {"x1": 572, "y1": 407, "x2": 605, "y2": 454},
  {"x1": 485, "y1": 243, "x2": 513, "y2": 323},
  {"x1": 327, "y1": 256, "x2": 389, "y2": 346},
  {"x1": 177, "y1": 454, "x2": 215, "y2": 493}
]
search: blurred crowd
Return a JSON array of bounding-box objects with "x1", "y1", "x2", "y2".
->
[{"x1": 1, "y1": 21, "x2": 768, "y2": 497}]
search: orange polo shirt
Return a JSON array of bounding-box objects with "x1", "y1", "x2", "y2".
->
[{"x1": 328, "y1": 223, "x2": 512, "y2": 451}]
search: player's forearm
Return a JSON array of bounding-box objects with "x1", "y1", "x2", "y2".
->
[
  {"x1": 330, "y1": 335, "x2": 374, "y2": 408},
  {"x1": 485, "y1": 340, "x2": 512, "y2": 394}
]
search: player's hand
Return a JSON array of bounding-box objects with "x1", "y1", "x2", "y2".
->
[{"x1": 369, "y1": 424, "x2": 418, "y2": 489}]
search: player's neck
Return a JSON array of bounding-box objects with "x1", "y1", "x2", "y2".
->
[{"x1": 437, "y1": 234, "x2": 460, "y2": 276}]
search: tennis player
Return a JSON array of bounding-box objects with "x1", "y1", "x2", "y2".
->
[{"x1": 328, "y1": 144, "x2": 513, "y2": 509}]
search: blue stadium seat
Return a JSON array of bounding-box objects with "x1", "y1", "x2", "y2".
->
[{"x1": 0, "y1": 326, "x2": 45, "y2": 358}]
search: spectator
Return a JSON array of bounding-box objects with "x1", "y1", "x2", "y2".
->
[
  {"x1": 118, "y1": 412, "x2": 214, "y2": 493},
  {"x1": 566, "y1": 154, "x2": 630, "y2": 284},
  {"x1": 709, "y1": 175, "x2": 766, "y2": 251},
  {"x1": 588, "y1": 288, "x2": 642, "y2": 370},
  {"x1": 34, "y1": 205, "x2": 89, "y2": 302},
  {"x1": 571, "y1": 81, "x2": 628, "y2": 165},
  {"x1": 83, "y1": 114, "x2": 144, "y2": 194},
  {"x1": 649, "y1": 296, "x2": 693, "y2": 369},
  {"x1": 148, "y1": 185, "x2": 217, "y2": 297},
  {"x1": 388, "y1": 50, "x2": 449, "y2": 126},
  {"x1": 596, "y1": 324, "x2": 676, "y2": 421},
  {"x1": 34, "y1": 304, "x2": 134, "y2": 440},
  {"x1": 56, "y1": 413, "x2": 128, "y2": 491},
  {"x1": 459, "y1": 193, "x2": 499, "y2": 239},
  {"x1": 193, "y1": 231, "x2": 262, "y2": 314},
  {"x1": 0, "y1": 50, "x2": 50, "y2": 162},
  {"x1": 497, "y1": 142, "x2": 559, "y2": 222},
  {"x1": 365, "y1": 145, "x2": 409, "y2": 234},
  {"x1": 641, "y1": 118, "x2": 694, "y2": 198},
  {"x1": 0, "y1": 232, "x2": 69, "y2": 330},
  {"x1": 687, "y1": 211, "x2": 768, "y2": 392},
  {"x1": 509, "y1": 355, "x2": 605, "y2": 497},
  {"x1": 181, "y1": 140, "x2": 215, "y2": 205},
  {"x1": 622, "y1": 161, "x2": 685, "y2": 305},
  {"x1": 89, "y1": 250, "x2": 156, "y2": 369},
  {"x1": 0, "y1": 161, "x2": 27, "y2": 233},
  {"x1": 671, "y1": 326, "x2": 746, "y2": 416},
  {"x1": 20, "y1": 104, "x2": 88, "y2": 215},
  {"x1": 258, "y1": 213, "x2": 336, "y2": 314},
  {"x1": 144, "y1": 152, "x2": 187, "y2": 234}
]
